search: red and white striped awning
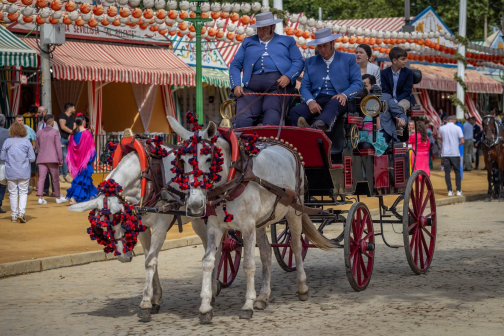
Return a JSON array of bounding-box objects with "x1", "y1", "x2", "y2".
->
[
  {"x1": 417, "y1": 88, "x2": 442, "y2": 128},
  {"x1": 465, "y1": 93, "x2": 483, "y2": 126},
  {"x1": 24, "y1": 39, "x2": 195, "y2": 86},
  {"x1": 324, "y1": 17, "x2": 412, "y2": 32}
]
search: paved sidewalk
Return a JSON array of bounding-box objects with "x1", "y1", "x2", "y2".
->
[
  {"x1": 0, "y1": 160, "x2": 489, "y2": 264},
  {"x1": 0, "y1": 202, "x2": 502, "y2": 336}
]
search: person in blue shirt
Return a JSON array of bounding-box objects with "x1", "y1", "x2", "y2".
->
[
  {"x1": 291, "y1": 28, "x2": 362, "y2": 132},
  {"x1": 463, "y1": 117, "x2": 475, "y2": 171},
  {"x1": 381, "y1": 47, "x2": 413, "y2": 113},
  {"x1": 229, "y1": 12, "x2": 304, "y2": 128}
]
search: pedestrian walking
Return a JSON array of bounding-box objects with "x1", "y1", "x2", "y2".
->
[
  {"x1": 36, "y1": 106, "x2": 57, "y2": 196},
  {"x1": 35, "y1": 114, "x2": 68, "y2": 205},
  {"x1": 58, "y1": 103, "x2": 76, "y2": 184},
  {"x1": 0, "y1": 115, "x2": 10, "y2": 213},
  {"x1": 409, "y1": 121, "x2": 430, "y2": 176},
  {"x1": 463, "y1": 117, "x2": 474, "y2": 171},
  {"x1": 473, "y1": 118, "x2": 483, "y2": 170},
  {"x1": 65, "y1": 116, "x2": 97, "y2": 204},
  {"x1": 438, "y1": 115, "x2": 464, "y2": 196},
  {"x1": 0, "y1": 123, "x2": 36, "y2": 223}
]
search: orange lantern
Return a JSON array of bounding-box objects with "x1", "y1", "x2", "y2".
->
[
  {"x1": 208, "y1": 28, "x2": 216, "y2": 37},
  {"x1": 50, "y1": 0, "x2": 62, "y2": 11},
  {"x1": 241, "y1": 15, "x2": 250, "y2": 25},
  {"x1": 385, "y1": 48, "x2": 390, "y2": 54},
  {"x1": 226, "y1": 32, "x2": 235, "y2": 40},
  {"x1": 363, "y1": 37, "x2": 370, "y2": 44},
  {"x1": 201, "y1": 12, "x2": 209, "y2": 18},
  {"x1": 375, "y1": 38, "x2": 382, "y2": 44},
  {"x1": 179, "y1": 10, "x2": 188, "y2": 19},
  {"x1": 75, "y1": 17, "x2": 85, "y2": 26},
  {"x1": 23, "y1": 15, "x2": 34, "y2": 23},
  {"x1": 250, "y1": 18, "x2": 256, "y2": 25},
  {"x1": 22, "y1": 0, "x2": 34, "y2": 5},
  {"x1": 158, "y1": 29, "x2": 167, "y2": 35},
  {"x1": 149, "y1": 26, "x2": 158, "y2": 32},
  {"x1": 216, "y1": 30, "x2": 225, "y2": 39},
  {"x1": 438, "y1": 45, "x2": 445, "y2": 52},
  {"x1": 65, "y1": 1, "x2": 75, "y2": 12},
  {"x1": 178, "y1": 21, "x2": 188, "y2": 30},
  {"x1": 349, "y1": 36, "x2": 356, "y2": 44},
  {"x1": 88, "y1": 18, "x2": 98, "y2": 27},
  {"x1": 309, "y1": 45, "x2": 315, "y2": 50},
  {"x1": 168, "y1": 30, "x2": 177, "y2": 36},
  {"x1": 49, "y1": 16, "x2": 60, "y2": 24},
  {"x1": 200, "y1": 26, "x2": 206, "y2": 34},
  {"x1": 302, "y1": 31, "x2": 310, "y2": 39},
  {"x1": 167, "y1": 10, "x2": 177, "y2": 20},
  {"x1": 294, "y1": 29, "x2": 303, "y2": 37},
  {"x1": 177, "y1": 31, "x2": 184, "y2": 37},
  {"x1": 120, "y1": 7, "x2": 130, "y2": 18},
  {"x1": 79, "y1": 3, "x2": 90, "y2": 14},
  {"x1": 140, "y1": 23, "x2": 148, "y2": 30},
  {"x1": 211, "y1": 11, "x2": 220, "y2": 20},
  {"x1": 335, "y1": 36, "x2": 342, "y2": 42},
  {"x1": 356, "y1": 36, "x2": 363, "y2": 44},
  {"x1": 189, "y1": 12, "x2": 196, "y2": 18},
  {"x1": 92, "y1": 5, "x2": 104, "y2": 16},
  {"x1": 220, "y1": 11, "x2": 229, "y2": 19},
  {"x1": 107, "y1": 6, "x2": 117, "y2": 17},
  {"x1": 144, "y1": 9, "x2": 154, "y2": 19},
  {"x1": 156, "y1": 9, "x2": 166, "y2": 19},
  {"x1": 286, "y1": 27, "x2": 294, "y2": 36},
  {"x1": 369, "y1": 38, "x2": 376, "y2": 45},
  {"x1": 236, "y1": 34, "x2": 244, "y2": 42},
  {"x1": 36, "y1": 0, "x2": 48, "y2": 8},
  {"x1": 230, "y1": 13, "x2": 239, "y2": 22},
  {"x1": 301, "y1": 44, "x2": 308, "y2": 50}
]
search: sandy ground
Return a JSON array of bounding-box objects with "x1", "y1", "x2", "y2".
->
[
  {"x1": 0, "y1": 159, "x2": 488, "y2": 264},
  {"x1": 0, "y1": 202, "x2": 502, "y2": 335}
]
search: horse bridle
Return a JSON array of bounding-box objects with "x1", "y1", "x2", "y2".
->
[{"x1": 482, "y1": 115, "x2": 500, "y2": 148}]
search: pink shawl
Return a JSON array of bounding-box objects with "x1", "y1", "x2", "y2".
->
[{"x1": 66, "y1": 130, "x2": 96, "y2": 178}]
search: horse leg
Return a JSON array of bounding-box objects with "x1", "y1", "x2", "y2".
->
[
  {"x1": 192, "y1": 219, "x2": 222, "y2": 301},
  {"x1": 239, "y1": 225, "x2": 257, "y2": 319},
  {"x1": 254, "y1": 227, "x2": 272, "y2": 311},
  {"x1": 138, "y1": 215, "x2": 169, "y2": 322},
  {"x1": 285, "y1": 209, "x2": 309, "y2": 301},
  {"x1": 199, "y1": 224, "x2": 224, "y2": 324},
  {"x1": 485, "y1": 168, "x2": 492, "y2": 202}
]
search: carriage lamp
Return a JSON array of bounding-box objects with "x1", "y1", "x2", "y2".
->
[{"x1": 360, "y1": 95, "x2": 383, "y2": 118}]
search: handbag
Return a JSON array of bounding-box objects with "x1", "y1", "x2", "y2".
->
[{"x1": 0, "y1": 160, "x2": 5, "y2": 182}]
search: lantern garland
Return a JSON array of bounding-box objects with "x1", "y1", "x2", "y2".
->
[
  {"x1": 87, "y1": 179, "x2": 147, "y2": 256},
  {"x1": 146, "y1": 135, "x2": 169, "y2": 157}
]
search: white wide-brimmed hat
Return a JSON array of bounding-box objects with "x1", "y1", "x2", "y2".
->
[
  {"x1": 249, "y1": 12, "x2": 282, "y2": 28},
  {"x1": 307, "y1": 28, "x2": 341, "y2": 46}
]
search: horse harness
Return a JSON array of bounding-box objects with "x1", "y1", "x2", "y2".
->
[
  {"x1": 482, "y1": 116, "x2": 504, "y2": 163},
  {"x1": 205, "y1": 134, "x2": 327, "y2": 228}
]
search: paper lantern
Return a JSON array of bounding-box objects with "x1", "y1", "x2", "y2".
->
[
  {"x1": 211, "y1": 11, "x2": 220, "y2": 20},
  {"x1": 240, "y1": 15, "x2": 250, "y2": 25},
  {"x1": 201, "y1": 12, "x2": 209, "y2": 19},
  {"x1": 230, "y1": 12, "x2": 239, "y2": 22},
  {"x1": 179, "y1": 10, "x2": 188, "y2": 20},
  {"x1": 302, "y1": 31, "x2": 310, "y2": 39},
  {"x1": 50, "y1": 0, "x2": 62, "y2": 11},
  {"x1": 143, "y1": 9, "x2": 154, "y2": 19},
  {"x1": 36, "y1": 0, "x2": 48, "y2": 8},
  {"x1": 75, "y1": 17, "x2": 85, "y2": 26},
  {"x1": 178, "y1": 21, "x2": 188, "y2": 30},
  {"x1": 119, "y1": 7, "x2": 130, "y2": 18},
  {"x1": 220, "y1": 11, "x2": 229, "y2": 19},
  {"x1": 22, "y1": 0, "x2": 34, "y2": 5},
  {"x1": 216, "y1": 30, "x2": 224, "y2": 39}
]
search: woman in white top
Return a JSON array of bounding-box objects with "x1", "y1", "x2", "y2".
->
[{"x1": 355, "y1": 44, "x2": 381, "y2": 86}]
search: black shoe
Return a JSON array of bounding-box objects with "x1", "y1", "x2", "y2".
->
[{"x1": 0, "y1": 208, "x2": 5, "y2": 213}]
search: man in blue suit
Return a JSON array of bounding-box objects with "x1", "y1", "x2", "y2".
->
[
  {"x1": 380, "y1": 47, "x2": 413, "y2": 112},
  {"x1": 229, "y1": 12, "x2": 304, "y2": 128},
  {"x1": 291, "y1": 28, "x2": 362, "y2": 132}
]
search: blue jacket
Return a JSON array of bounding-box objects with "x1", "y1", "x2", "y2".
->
[
  {"x1": 0, "y1": 137, "x2": 35, "y2": 180},
  {"x1": 300, "y1": 52, "x2": 362, "y2": 102},
  {"x1": 381, "y1": 66, "x2": 413, "y2": 103},
  {"x1": 229, "y1": 33, "x2": 304, "y2": 89},
  {"x1": 379, "y1": 92, "x2": 407, "y2": 141}
]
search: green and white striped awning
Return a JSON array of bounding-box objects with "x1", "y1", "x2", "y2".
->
[
  {"x1": 0, "y1": 25, "x2": 38, "y2": 68},
  {"x1": 191, "y1": 67, "x2": 230, "y2": 88}
]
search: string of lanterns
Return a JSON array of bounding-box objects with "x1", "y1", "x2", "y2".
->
[{"x1": 1, "y1": 1, "x2": 503, "y2": 67}]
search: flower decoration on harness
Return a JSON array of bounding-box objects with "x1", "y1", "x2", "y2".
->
[
  {"x1": 87, "y1": 179, "x2": 147, "y2": 256},
  {"x1": 106, "y1": 142, "x2": 118, "y2": 166},
  {"x1": 146, "y1": 136, "x2": 169, "y2": 157},
  {"x1": 170, "y1": 111, "x2": 224, "y2": 191},
  {"x1": 244, "y1": 132, "x2": 260, "y2": 156}
]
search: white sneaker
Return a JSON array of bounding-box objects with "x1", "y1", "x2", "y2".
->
[
  {"x1": 38, "y1": 198, "x2": 47, "y2": 205},
  {"x1": 56, "y1": 196, "x2": 68, "y2": 204},
  {"x1": 448, "y1": 191, "x2": 454, "y2": 196},
  {"x1": 456, "y1": 190, "x2": 463, "y2": 196}
]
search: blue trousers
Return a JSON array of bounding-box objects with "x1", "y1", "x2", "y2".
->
[
  {"x1": 60, "y1": 138, "x2": 69, "y2": 176},
  {"x1": 235, "y1": 72, "x2": 295, "y2": 128},
  {"x1": 290, "y1": 94, "x2": 342, "y2": 131},
  {"x1": 0, "y1": 183, "x2": 6, "y2": 207}
]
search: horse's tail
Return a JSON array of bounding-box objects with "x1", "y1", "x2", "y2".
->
[{"x1": 301, "y1": 213, "x2": 336, "y2": 250}]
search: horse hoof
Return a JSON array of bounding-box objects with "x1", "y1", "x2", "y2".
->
[
  {"x1": 138, "y1": 308, "x2": 151, "y2": 322},
  {"x1": 239, "y1": 309, "x2": 254, "y2": 319},
  {"x1": 484, "y1": 198, "x2": 492, "y2": 202},
  {"x1": 199, "y1": 310, "x2": 213, "y2": 324},
  {"x1": 150, "y1": 304, "x2": 160, "y2": 314},
  {"x1": 298, "y1": 291, "x2": 309, "y2": 301},
  {"x1": 253, "y1": 300, "x2": 268, "y2": 310}
]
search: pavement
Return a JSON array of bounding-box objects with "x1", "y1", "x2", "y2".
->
[
  {"x1": 0, "y1": 159, "x2": 490, "y2": 272},
  {"x1": 0, "y1": 202, "x2": 502, "y2": 335}
]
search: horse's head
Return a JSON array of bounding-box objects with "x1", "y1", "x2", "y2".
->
[
  {"x1": 168, "y1": 115, "x2": 228, "y2": 218},
  {"x1": 482, "y1": 115, "x2": 498, "y2": 147},
  {"x1": 68, "y1": 153, "x2": 143, "y2": 262}
]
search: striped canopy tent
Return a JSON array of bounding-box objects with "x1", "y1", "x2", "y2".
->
[
  {"x1": 0, "y1": 25, "x2": 37, "y2": 68},
  {"x1": 191, "y1": 67, "x2": 230, "y2": 88}
]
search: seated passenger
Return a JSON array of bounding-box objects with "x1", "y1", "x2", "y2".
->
[
  {"x1": 229, "y1": 12, "x2": 304, "y2": 128},
  {"x1": 380, "y1": 47, "x2": 413, "y2": 113},
  {"x1": 360, "y1": 75, "x2": 407, "y2": 151},
  {"x1": 291, "y1": 28, "x2": 362, "y2": 132}
]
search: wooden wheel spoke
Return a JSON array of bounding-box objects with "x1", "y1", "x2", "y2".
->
[
  {"x1": 419, "y1": 190, "x2": 432, "y2": 215},
  {"x1": 217, "y1": 252, "x2": 225, "y2": 277},
  {"x1": 410, "y1": 228, "x2": 418, "y2": 250},
  {"x1": 362, "y1": 231, "x2": 373, "y2": 242},
  {"x1": 414, "y1": 177, "x2": 420, "y2": 210},
  {"x1": 359, "y1": 213, "x2": 369, "y2": 238},
  {"x1": 420, "y1": 230, "x2": 430, "y2": 260},
  {"x1": 350, "y1": 246, "x2": 359, "y2": 259},
  {"x1": 422, "y1": 227, "x2": 434, "y2": 239},
  {"x1": 223, "y1": 252, "x2": 228, "y2": 281},
  {"x1": 418, "y1": 231, "x2": 425, "y2": 269},
  {"x1": 424, "y1": 212, "x2": 434, "y2": 218},
  {"x1": 408, "y1": 222, "x2": 418, "y2": 232},
  {"x1": 227, "y1": 252, "x2": 235, "y2": 275},
  {"x1": 288, "y1": 244, "x2": 293, "y2": 268},
  {"x1": 363, "y1": 250, "x2": 373, "y2": 260},
  {"x1": 418, "y1": 175, "x2": 426, "y2": 209},
  {"x1": 414, "y1": 229, "x2": 420, "y2": 265},
  {"x1": 281, "y1": 245, "x2": 288, "y2": 260},
  {"x1": 408, "y1": 207, "x2": 418, "y2": 221},
  {"x1": 356, "y1": 254, "x2": 362, "y2": 284},
  {"x1": 359, "y1": 253, "x2": 369, "y2": 279},
  {"x1": 277, "y1": 229, "x2": 288, "y2": 243},
  {"x1": 352, "y1": 252, "x2": 358, "y2": 278}
]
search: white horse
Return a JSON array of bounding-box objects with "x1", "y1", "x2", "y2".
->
[
  {"x1": 68, "y1": 150, "x2": 219, "y2": 322},
  {"x1": 168, "y1": 117, "x2": 335, "y2": 323}
]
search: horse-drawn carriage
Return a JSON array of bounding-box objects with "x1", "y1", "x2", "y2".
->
[{"x1": 215, "y1": 69, "x2": 437, "y2": 291}]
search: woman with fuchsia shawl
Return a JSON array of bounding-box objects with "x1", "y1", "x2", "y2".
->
[{"x1": 65, "y1": 115, "x2": 97, "y2": 204}]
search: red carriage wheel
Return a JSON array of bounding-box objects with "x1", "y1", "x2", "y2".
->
[
  {"x1": 271, "y1": 221, "x2": 309, "y2": 272},
  {"x1": 344, "y1": 202, "x2": 375, "y2": 291},
  {"x1": 217, "y1": 230, "x2": 242, "y2": 288},
  {"x1": 403, "y1": 170, "x2": 437, "y2": 274}
]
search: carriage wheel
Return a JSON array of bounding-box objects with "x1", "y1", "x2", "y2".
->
[
  {"x1": 271, "y1": 221, "x2": 309, "y2": 272},
  {"x1": 344, "y1": 202, "x2": 375, "y2": 291},
  {"x1": 217, "y1": 230, "x2": 242, "y2": 288},
  {"x1": 403, "y1": 170, "x2": 437, "y2": 274}
]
